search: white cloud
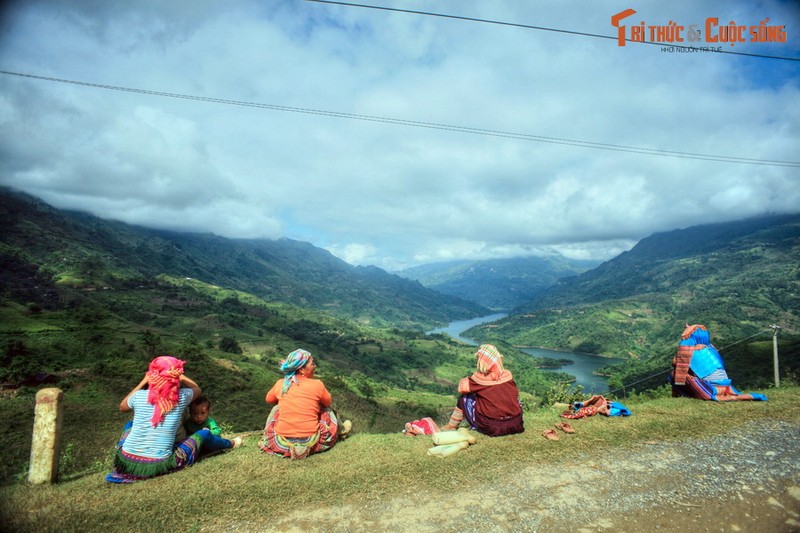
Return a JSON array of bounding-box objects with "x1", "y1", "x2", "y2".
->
[
  {"x1": 326, "y1": 242, "x2": 378, "y2": 266},
  {"x1": 0, "y1": 0, "x2": 798, "y2": 272}
]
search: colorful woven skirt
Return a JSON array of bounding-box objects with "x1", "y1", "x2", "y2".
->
[
  {"x1": 105, "y1": 422, "x2": 207, "y2": 483},
  {"x1": 457, "y1": 393, "x2": 478, "y2": 428},
  {"x1": 259, "y1": 405, "x2": 339, "y2": 459}
]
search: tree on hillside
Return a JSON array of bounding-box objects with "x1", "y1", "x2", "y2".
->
[
  {"x1": 179, "y1": 334, "x2": 206, "y2": 364},
  {"x1": 141, "y1": 330, "x2": 161, "y2": 359},
  {"x1": 1, "y1": 339, "x2": 36, "y2": 383},
  {"x1": 219, "y1": 336, "x2": 242, "y2": 355},
  {"x1": 78, "y1": 255, "x2": 106, "y2": 279}
]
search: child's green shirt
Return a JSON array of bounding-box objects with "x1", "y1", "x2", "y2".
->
[{"x1": 184, "y1": 417, "x2": 222, "y2": 436}]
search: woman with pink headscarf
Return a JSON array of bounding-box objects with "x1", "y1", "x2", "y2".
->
[
  {"x1": 106, "y1": 355, "x2": 210, "y2": 483},
  {"x1": 440, "y1": 344, "x2": 524, "y2": 437}
]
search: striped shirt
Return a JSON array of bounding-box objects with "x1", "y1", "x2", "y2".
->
[{"x1": 121, "y1": 388, "x2": 194, "y2": 459}]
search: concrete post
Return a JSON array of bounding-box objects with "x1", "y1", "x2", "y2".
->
[
  {"x1": 770, "y1": 324, "x2": 781, "y2": 388},
  {"x1": 28, "y1": 387, "x2": 64, "y2": 484}
]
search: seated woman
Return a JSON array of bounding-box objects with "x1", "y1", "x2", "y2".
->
[
  {"x1": 440, "y1": 344, "x2": 524, "y2": 437},
  {"x1": 259, "y1": 349, "x2": 352, "y2": 459},
  {"x1": 106, "y1": 355, "x2": 214, "y2": 483}
]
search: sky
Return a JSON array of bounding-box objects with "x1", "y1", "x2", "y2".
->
[{"x1": 1, "y1": 0, "x2": 798, "y2": 271}]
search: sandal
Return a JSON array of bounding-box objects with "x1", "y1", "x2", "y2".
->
[
  {"x1": 542, "y1": 429, "x2": 560, "y2": 441},
  {"x1": 555, "y1": 422, "x2": 575, "y2": 434}
]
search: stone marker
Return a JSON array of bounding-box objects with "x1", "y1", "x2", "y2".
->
[{"x1": 28, "y1": 387, "x2": 64, "y2": 484}]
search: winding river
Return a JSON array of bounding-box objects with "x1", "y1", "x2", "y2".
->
[
  {"x1": 429, "y1": 314, "x2": 622, "y2": 393},
  {"x1": 428, "y1": 313, "x2": 509, "y2": 344}
]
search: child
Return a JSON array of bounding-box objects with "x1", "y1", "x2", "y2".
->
[{"x1": 185, "y1": 394, "x2": 242, "y2": 453}]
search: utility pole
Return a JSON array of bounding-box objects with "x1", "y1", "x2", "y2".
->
[{"x1": 770, "y1": 324, "x2": 781, "y2": 388}]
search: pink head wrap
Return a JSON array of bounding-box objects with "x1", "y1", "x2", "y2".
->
[{"x1": 146, "y1": 355, "x2": 185, "y2": 426}]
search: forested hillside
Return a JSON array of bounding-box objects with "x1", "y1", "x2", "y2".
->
[
  {"x1": 465, "y1": 214, "x2": 800, "y2": 392},
  {"x1": 0, "y1": 187, "x2": 485, "y2": 328},
  {"x1": 524, "y1": 214, "x2": 800, "y2": 311}
]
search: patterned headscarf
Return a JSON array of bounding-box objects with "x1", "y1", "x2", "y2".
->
[
  {"x1": 146, "y1": 355, "x2": 185, "y2": 427},
  {"x1": 475, "y1": 344, "x2": 505, "y2": 381},
  {"x1": 280, "y1": 349, "x2": 312, "y2": 394},
  {"x1": 680, "y1": 324, "x2": 710, "y2": 346}
]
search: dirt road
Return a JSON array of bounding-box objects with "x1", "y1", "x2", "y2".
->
[{"x1": 264, "y1": 419, "x2": 800, "y2": 532}]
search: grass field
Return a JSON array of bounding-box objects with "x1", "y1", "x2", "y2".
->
[{"x1": 1, "y1": 384, "x2": 797, "y2": 532}]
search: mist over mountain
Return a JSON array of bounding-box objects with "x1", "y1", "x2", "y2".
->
[
  {"x1": 0, "y1": 187, "x2": 486, "y2": 329},
  {"x1": 395, "y1": 256, "x2": 600, "y2": 311},
  {"x1": 521, "y1": 213, "x2": 800, "y2": 312}
]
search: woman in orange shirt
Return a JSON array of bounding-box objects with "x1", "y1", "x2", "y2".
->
[{"x1": 259, "y1": 349, "x2": 351, "y2": 459}]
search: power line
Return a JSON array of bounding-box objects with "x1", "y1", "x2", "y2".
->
[
  {"x1": 305, "y1": 0, "x2": 800, "y2": 62},
  {"x1": 2, "y1": 69, "x2": 799, "y2": 167}
]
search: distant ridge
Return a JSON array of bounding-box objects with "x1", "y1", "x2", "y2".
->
[
  {"x1": 396, "y1": 255, "x2": 599, "y2": 310},
  {"x1": 524, "y1": 213, "x2": 800, "y2": 311},
  {"x1": 464, "y1": 212, "x2": 800, "y2": 386},
  {"x1": 0, "y1": 186, "x2": 486, "y2": 327}
]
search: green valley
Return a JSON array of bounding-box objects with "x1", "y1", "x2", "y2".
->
[
  {"x1": 1, "y1": 188, "x2": 798, "y2": 487},
  {"x1": 0, "y1": 187, "x2": 565, "y2": 485}
]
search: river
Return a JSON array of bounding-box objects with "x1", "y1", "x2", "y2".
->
[
  {"x1": 427, "y1": 313, "x2": 509, "y2": 344},
  {"x1": 428, "y1": 314, "x2": 622, "y2": 393},
  {"x1": 519, "y1": 346, "x2": 623, "y2": 394}
]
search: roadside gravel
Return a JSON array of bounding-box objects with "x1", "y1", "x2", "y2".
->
[{"x1": 265, "y1": 419, "x2": 800, "y2": 532}]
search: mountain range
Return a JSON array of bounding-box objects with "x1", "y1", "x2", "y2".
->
[
  {"x1": 524, "y1": 213, "x2": 800, "y2": 312},
  {"x1": 463, "y1": 213, "x2": 800, "y2": 391},
  {"x1": 3, "y1": 185, "x2": 798, "y2": 357},
  {"x1": 0, "y1": 187, "x2": 485, "y2": 329},
  {"x1": 1, "y1": 186, "x2": 798, "y2": 485},
  {"x1": 2, "y1": 186, "x2": 798, "y2": 397},
  {"x1": 395, "y1": 255, "x2": 600, "y2": 310}
]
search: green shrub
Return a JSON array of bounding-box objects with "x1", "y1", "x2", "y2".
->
[{"x1": 541, "y1": 381, "x2": 586, "y2": 406}]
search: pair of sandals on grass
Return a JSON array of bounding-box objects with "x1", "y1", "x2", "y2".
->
[{"x1": 542, "y1": 422, "x2": 575, "y2": 441}]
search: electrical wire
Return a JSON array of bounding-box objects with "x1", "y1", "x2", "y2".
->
[
  {"x1": 305, "y1": 0, "x2": 800, "y2": 62},
  {"x1": 2, "y1": 70, "x2": 798, "y2": 168}
]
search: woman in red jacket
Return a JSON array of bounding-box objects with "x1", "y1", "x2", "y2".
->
[{"x1": 440, "y1": 344, "x2": 524, "y2": 437}]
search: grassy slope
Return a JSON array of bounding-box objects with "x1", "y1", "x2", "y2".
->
[
  {"x1": 0, "y1": 265, "x2": 566, "y2": 486},
  {"x1": 0, "y1": 342, "x2": 554, "y2": 489},
  {"x1": 1, "y1": 385, "x2": 796, "y2": 532}
]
